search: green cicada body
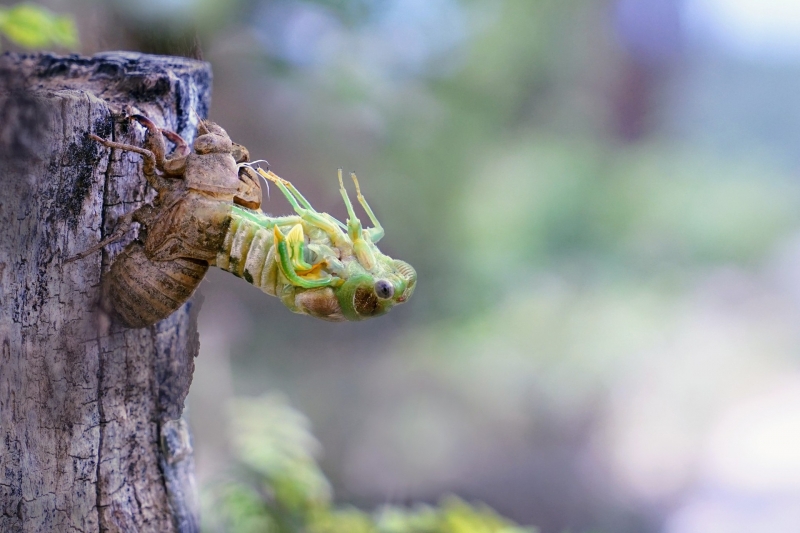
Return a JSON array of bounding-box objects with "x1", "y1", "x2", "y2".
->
[
  {"x1": 81, "y1": 115, "x2": 415, "y2": 327},
  {"x1": 214, "y1": 171, "x2": 416, "y2": 322}
]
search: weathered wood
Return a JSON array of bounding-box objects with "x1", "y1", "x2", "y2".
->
[{"x1": 0, "y1": 52, "x2": 211, "y2": 533}]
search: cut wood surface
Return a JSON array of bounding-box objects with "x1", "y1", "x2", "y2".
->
[{"x1": 0, "y1": 52, "x2": 211, "y2": 533}]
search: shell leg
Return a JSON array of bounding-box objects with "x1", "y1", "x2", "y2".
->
[
  {"x1": 65, "y1": 203, "x2": 148, "y2": 263},
  {"x1": 88, "y1": 133, "x2": 162, "y2": 190},
  {"x1": 129, "y1": 115, "x2": 188, "y2": 177}
]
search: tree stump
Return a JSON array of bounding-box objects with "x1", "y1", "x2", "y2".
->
[{"x1": 0, "y1": 52, "x2": 211, "y2": 533}]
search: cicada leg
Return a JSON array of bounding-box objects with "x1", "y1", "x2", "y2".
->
[
  {"x1": 338, "y1": 170, "x2": 376, "y2": 270},
  {"x1": 349, "y1": 172, "x2": 384, "y2": 243},
  {"x1": 64, "y1": 204, "x2": 151, "y2": 263},
  {"x1": 257, "y1": 168, "x2": 349, "y2": 244},
  {"x1": 129, "y1": 115, "x2": 188, "y2": 177},
  {"x1": 272, "y1": 226, "x2": 334, "y2": 289},
  {"x1": 127, "y1": 115, "x2": 169, "y2": 174},
  {"x1": 161, "y1": 129, "x2": 190, "y2": 158},
  {"x1": 88, "y1": 133, "x2": 158, "y2": 186}
]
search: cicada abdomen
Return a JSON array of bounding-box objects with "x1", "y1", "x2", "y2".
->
[
  {"x1": 212, "y1": 207, "x2": 337, "y2": 318},
  {"x1": 101, "y1": 242, "x2": 208, "y2": 328},
  {"x1": 214, "y1": 209, "x2": 280, "y2": 295}
]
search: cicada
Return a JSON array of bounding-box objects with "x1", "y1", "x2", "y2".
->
[{"x1": 77, "y1": 115, "x2": 416, "y2": 327}]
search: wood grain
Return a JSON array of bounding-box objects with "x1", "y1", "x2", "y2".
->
[{"x1": 0, "y1": 52, "x2": 211, "y2": 533}]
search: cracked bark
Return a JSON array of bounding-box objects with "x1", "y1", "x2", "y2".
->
[{"x1": 0, "y1": 52, "x2": 211, "y2": 533}]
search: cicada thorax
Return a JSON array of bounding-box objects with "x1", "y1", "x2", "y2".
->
[
  {"x1": 183, "y1": 147, "x2": 241, "y2": 195},
  {"x1": 143, "y1": 191, "x2": 233, "y2": 263}
]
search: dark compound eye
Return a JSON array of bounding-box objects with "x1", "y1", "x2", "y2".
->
[{"x1": 374, "y1": 279, "x2": 394, "y2": 299}]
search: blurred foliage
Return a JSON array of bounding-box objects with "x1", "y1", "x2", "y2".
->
[
  {"x1": 179, "y1": 0, "x2": 800, "y2": 531},
  {"x1": 204, "y1": 395, "x2": 536, "y2": 533},
  {"x1": 210, "y1": 0, "x2": 800, "y2": 339},
  {"x1": 227, "y1": 0, "x2": 800, "y2": 323},
  {"x1": 207, "y1": 0, "x2": 800, "y2": 517},
  {"x1": 0, "y1": 3, "x2": 77, "y2": 50}
]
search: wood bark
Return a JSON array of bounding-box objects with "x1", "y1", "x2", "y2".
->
[{"x1": 0, "y1": 52, "x2": 211, "y2": 533}]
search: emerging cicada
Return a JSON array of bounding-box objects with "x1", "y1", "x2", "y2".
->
[{"x1": 76, "y1": 115, "x2": 416, "y2": 327}]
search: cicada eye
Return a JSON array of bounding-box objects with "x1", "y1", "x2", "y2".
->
[{"x1": 374, "y1": 279, "x2": 394, "y2": 299}]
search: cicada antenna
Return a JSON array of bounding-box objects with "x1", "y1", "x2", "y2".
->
[
  {"x1": 240, "y1": 160, "x2": 271, "y2": 199},
  {"x1": 188, "y1": 104, "x2": 211, "y2": 136}
]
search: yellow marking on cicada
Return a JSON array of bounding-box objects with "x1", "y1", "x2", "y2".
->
[
  {"x1": 281, "y1": 224, "x2": 327, "y2": 279},
  {"x1": 285, "y1": 224, "x2": 313, "y2": 271},
  {"x1": 272, "y1": 226, "x2": 332, "y2": 289},
  {"x1": 296, "y1": 261, "x2": 326, "y2": 279}
]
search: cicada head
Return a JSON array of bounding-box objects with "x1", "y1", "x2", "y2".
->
[
  {"x1": 260, "y1": 167, "x2": 416, "y2": 322},
  {"x1": 292, "y1": 249, "x2": 417, "y2": 322},
  {"x1": 335, "y1": 256, "x2": 417, "y2": 321}
]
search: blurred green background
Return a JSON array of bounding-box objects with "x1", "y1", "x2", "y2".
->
[{"x1": 8, "y1": 0, "x2": 800, "y2": 531}]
